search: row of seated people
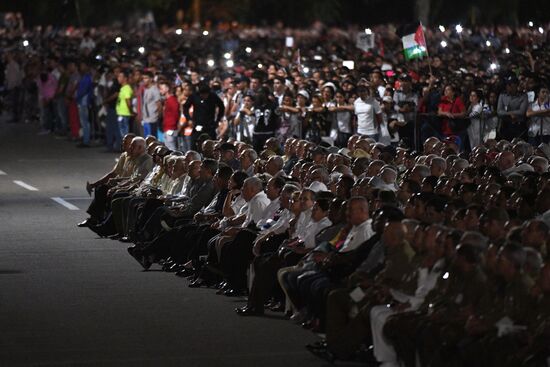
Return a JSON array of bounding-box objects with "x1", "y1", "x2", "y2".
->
[{"x1": 79, "y1": 133, "x2": 550, "y2": 366}]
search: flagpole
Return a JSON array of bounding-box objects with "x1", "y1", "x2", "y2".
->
[
  {"x1": 419, "y1": 21, "x2": 433, "y2": 76},
  {"x1": 414, "y1": 21, "x2": 431, "y2": 151}
]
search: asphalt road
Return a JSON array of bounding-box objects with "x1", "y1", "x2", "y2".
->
[{"x1": 0, "y1": 119, "x2": 325, "y2": 367}]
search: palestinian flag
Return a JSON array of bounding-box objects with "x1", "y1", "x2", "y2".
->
[{"x1": 402, "y1": 24, "x2": 427, "y2": 60}]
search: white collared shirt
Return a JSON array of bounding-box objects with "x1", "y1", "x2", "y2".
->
[
  {"x1": 242, "y1": 191, "x2": 271, "y2": 227},
  {"x1": 231, "y1": 195, "x2": 247, "y2": 215},
  {"x1": 167, "y1": 175, "x2": 187, "y2": 196},
  {"x1": 339, "y1": 218, "x2": 374, "y2": 252},
  {"x1": 256, "y1": 198, "x2": 281, "y2": 228},
  {"x1": 388, "y1": 258, "x2": 446, "y2": 310},
  {"x1": 261, "y1": 208, "x2": 294, "y2": 236},
  {"x1": 293, "y1": 207, "x2": 313, "y2": 239},
  {"x1": 302, "y1": 217, "x2": 333, "y2": 249},
  {"x1": 177, "y1": 175, "x2": 190, "y2": 196},
  {"x1": 142, "y1": 165, "x2": 161, "y2": 185}
]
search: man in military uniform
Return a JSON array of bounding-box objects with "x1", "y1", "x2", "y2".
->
[
  {"x1": 456, "y1": 242, "x2": 534, "y2": 367},
  {"x1": 506, "y1": 262, "x2": 550, "y2": 367},
  {"x1": 309, "y1": 219, "x2": 417, "y2": 362},
  {"x1": 383, "y1": 242, "x2": 488, "y2": 367}
]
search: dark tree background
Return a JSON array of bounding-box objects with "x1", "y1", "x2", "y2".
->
[{"x1": 1, "y1": 0, "x2": 548, "y2": 27}]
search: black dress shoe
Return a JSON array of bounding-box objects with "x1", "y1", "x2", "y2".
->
[
  {"x1": 268, "y1": 301, "x2": 284, "y2": 312},
  {"x1": 162, "y1": 261, "x2": 174, "y2": 271},
  {"x1": 167, "y1": 263, "x2": 184, "y2": 273},
  {"x1": 223, "y1": 288, "x2": 246, "y2": 297},
  {"x1": 77, "y1": 218, "x2": 94, "y2": 228},
  {"x1": 215, "y1": 282, "x2": 230, "y2": 295},
  {"x1": 127, "y1": 247, "x2": 150, "y2": 270},
  {"x1": 138, "y1": 255, "x2": 152, "y2": 270},
  {"x1": 235, "y1": 305, "x2": 264, "y2": 316},
  {"x1": 305, "y1": 340, "x2": 328, "y2": 351},
  {"x1": 175, "y1": 268, "x2": 194, "y2": 277},
  {"x1": 188, "y1": 278, "x2": 209, "y2": 288}
]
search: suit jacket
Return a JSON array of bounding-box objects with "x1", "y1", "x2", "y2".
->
[
  {"x1": 180, "y1": 179, "x2": 217, "y2": 217},
  {"x1": 130, "y1": 153, "x2": 154, "y2": 181}
]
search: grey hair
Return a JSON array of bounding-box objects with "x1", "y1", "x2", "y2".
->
[
  {"x1": 244, "y1": 176, "x2": 264, "y2": 193},
  {"x1": 431, "y1": 157, "x2": 447, "y2": 169},
  {"x1": 186, "y1": 150, "x2": 202, "y2": 161},
  {"x1": 453, "y1": 158, "x2": 469, "y2": 171},
  {"x1": 132, "y1": 136, "x2": 146, "y2": 147},
  {"x1": 244, "y1": 148, "x2": 259, "y2": 162},
  {"x1": 531, "y1": 156, "x2": 549, "y2": 172},
  {"x1": 313, "y1": 167, "x2": 330, "y2": 183},
  {"x1": 269, "y1": 155, "x2": 284, "y2": 170},
  {"x1": 461, "y1": 231, "x2": 489, "y2": 251},
  {"x1": 414, "y1": 164, "x2": 431, "y2": 178},
  {"x1": 282, "y1": 184, "x2": 300, "y2": 195},
  {"x1": 515, "y1": 141, "x2": 534, "y2": 159}
]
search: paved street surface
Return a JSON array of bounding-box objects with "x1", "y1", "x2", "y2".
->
[{"x1": 0, "y1": 119, "x2": 323, "y2": 367}]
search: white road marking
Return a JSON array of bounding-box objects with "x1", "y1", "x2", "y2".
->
[
  {"x1": 51, "y1": 197, "x2": 80, "y2": 211},
  {"x1": 13, "y1": 180, "x2": 39, "y2": 191},
  {"x1": 0, "y1": 170, "x2": 6, "y2": 175}
]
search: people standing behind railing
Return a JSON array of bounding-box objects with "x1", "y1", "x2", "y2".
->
[
  {"x1": 467, "y1": 89, "x2": 485, "y2": 149},
  {"x1": 527, "y1": 86, "x2": 550, "y2": 145},
  {"x1": 497, "y1": 76, "x2": 529, "y2": 142},
  {"x1": 159, "y1": 80, "x2": 180, "y2": 151},
  {"x1": 140, "y1": 71, "x2": 162, "y2": 140},
  {"x1": 437, "y1": 84, "x2": 466, "y2": 147}
]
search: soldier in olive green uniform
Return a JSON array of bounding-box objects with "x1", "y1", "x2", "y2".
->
[
  {"x1": 456, "y1": 242, "x2": 533, "y2": 367},
  {"x1": 318, "y1": 221, "x2": 417, "y2": 361},
  {"x1": 383, "y1": 243, "x2": 487, "y2": 367}
]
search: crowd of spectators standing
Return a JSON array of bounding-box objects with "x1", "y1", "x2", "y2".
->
[{"x1": 3, "y1": 19, "x2": 550, "y2": 366}]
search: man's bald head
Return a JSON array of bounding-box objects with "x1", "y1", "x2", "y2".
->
[
  {"x1": 187, "y1": 160, "x2": 202, "y2": 180},
  {"x1": 122, "y1": 133, "x2": 136, "y2": 151},
  {"x1": 265, "y1": 155, "x2": 284, "y2": 176},
  {"x1": 243, "y1": 177, "x2": 264, "y2": 201},
  {"x1": 380, "y1": 166, "x2": 397, "y2": 184},
  {"x1": 530, "y1": 156, "x2": 549, "y2": 174},
  {"x1": 131, "y1": 137, "x2": 147, "y2": 157},
  {"x1": 497, "y1": 151, "x2": 515, "y2": 171}
]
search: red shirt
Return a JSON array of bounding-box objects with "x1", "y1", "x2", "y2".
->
[
  {"x1": 438, "y1": 96, "x2": 465, "y2": 136},
  {"x1": 163, "y1": 95, "x2": 180, "y2": 131}
]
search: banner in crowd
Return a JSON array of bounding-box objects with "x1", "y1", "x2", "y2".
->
[{"x1": 356, "y1": 32, "x2": 375, "y2": 52}]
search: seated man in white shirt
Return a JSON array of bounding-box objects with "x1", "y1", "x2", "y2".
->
[
  {"x1": 215, "y1": 177, "x2": 271, "y2": 295},
  {"x1": 235, "y1": 186, "x2": 318, "y2": 315},
  {"x1": 283, "y1": 197, "x2": 375, "y2": 325}
]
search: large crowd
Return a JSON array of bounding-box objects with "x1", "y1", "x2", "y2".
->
[{"x1": 3, "y1": 17, "x2": 550, "y2": 366}]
